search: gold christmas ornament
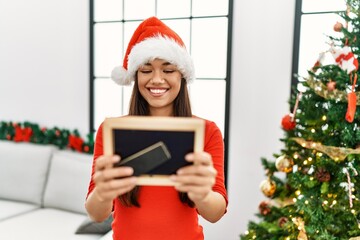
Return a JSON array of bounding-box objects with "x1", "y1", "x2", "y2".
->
[
  {"x1": 275, "y1": 155, "x2": 294, "y2": 173},
  {"x1": 260, "y1": 178, "x2": 276, "y2": 197}
]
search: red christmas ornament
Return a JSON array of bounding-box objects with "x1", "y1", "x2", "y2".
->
[
  {"x1": 281, "y1": 114, "x2": 296, "y2": 131},
  {"x1": 333, "y1": 21, "x2": 343, "y2": 32},
  {"x1": 327, "y1": 81, "x2": 336, "y2": 91}
]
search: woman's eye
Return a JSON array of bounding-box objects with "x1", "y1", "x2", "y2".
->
[
  {"x1": 140, "y1": 70, "x2": 152, "y2": 74},
  {"x1": 164, "y1": 70, "x2": 175, "y2": 74}
]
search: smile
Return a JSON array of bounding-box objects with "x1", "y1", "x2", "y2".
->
[{"x1": 149, "y1": 88, "x2": 168, "y2": 94}]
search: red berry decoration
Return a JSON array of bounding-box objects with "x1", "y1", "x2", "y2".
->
[{"x1": 281, "y1": 114, "x2": 296, "y2": 131}]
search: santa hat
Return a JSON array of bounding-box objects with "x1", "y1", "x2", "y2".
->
[{"x1": 111, "y1": 17, "x2": 195, "y2": 85}]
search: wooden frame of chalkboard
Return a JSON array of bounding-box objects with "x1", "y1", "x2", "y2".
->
[{"x1": 102, "y1": 116, "x2": 205, "y2": 186}]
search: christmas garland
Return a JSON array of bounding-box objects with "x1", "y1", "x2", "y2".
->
[
  {"x1": 291, "y1": 137, "x2": 360, "y2": 161},
  {"x1": 0, "y1": 121, "x2": 94, "y2": 154},
  {"x1": 306, "y1": 76, "x2": 360, "y2": 105}
]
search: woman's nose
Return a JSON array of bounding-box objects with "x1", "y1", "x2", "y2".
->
[{"x1": 151, "y1": 71, "x2": 164, "y2": 84}]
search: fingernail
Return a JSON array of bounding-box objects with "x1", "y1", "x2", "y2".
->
[
  {"x1": 125, "y1": 167, "x2": 134, "y2": 174},
  {"x1": 113, "y1": 155, "x2": 120, "y2": 162},
  {"x1": 185, "y1": 153, "x2": 193, "y2": 161}
]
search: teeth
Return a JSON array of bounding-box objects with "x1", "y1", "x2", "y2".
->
[{"x1": 150, "y1": 89, "x2": 167, "y2": 94}]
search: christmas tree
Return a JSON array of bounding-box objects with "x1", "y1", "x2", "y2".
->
[{"x1": 240, "y1": 1, "x2": 360, "y2": 239}]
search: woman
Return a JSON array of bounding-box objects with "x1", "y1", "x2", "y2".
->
[{"x1": 85, "y1": 16, "x2": 228, "y2": 240}]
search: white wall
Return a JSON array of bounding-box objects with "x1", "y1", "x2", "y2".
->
[
  {"x1": 200, "y1": 1, "x2": 296, "y2": 239},
  {"x1": 0, "y1": 0, "x2": 89, "y2": 134},
  {"x1": 0, "y1": 0, "x2": 295, "y2": 239}
]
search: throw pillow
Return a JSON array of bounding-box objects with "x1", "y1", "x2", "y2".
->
[{"x1": 75, "y1": 215, "x2": 113, "y2": 234}]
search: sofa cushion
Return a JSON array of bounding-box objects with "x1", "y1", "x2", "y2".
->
[
  {"x1": 0, "y1": 199, "x2": 39, "y2": 221},
  {"x1": 75, "y1": 215, "x2": 113, "y2": 234},
  {"x1": 0, "y1": 140, "x2": 54, "y2": 205},
  {"x1": 0, "y1": 208, "x2": 101, "y2": 240},
  {"x1": 43, "y1": 150, "x2": 93, "y2": 214}
]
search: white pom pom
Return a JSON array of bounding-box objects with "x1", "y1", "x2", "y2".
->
[{"x1": 111, "y1": 66, "x2": 131, "y2": 85}]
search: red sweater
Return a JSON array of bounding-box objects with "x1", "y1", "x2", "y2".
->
[{"x1": 87, "y1": 117, "x2": 228, "y2": 240}]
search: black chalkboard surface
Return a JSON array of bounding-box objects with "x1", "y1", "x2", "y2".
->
[{"x1": 102, "y1": 116, "x2": 205, "y2": 186}]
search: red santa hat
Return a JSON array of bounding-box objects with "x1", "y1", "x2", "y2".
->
[{"x1": 111, "y1": 16, "x2": 195, "y2": 85}]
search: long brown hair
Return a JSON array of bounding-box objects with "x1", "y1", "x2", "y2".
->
[{"x1": 119, "y1": 76, "x2": 195, "y2": 208}]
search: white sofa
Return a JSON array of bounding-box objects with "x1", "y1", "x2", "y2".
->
[{"x1": 0, "y1": 140, "x2": 113, "y2": 240}]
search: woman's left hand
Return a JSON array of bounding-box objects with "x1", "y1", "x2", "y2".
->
[{"x1": 171, "y1": 152, "x2": 217, "y2": 203}]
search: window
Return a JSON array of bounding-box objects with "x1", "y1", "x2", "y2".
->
[
  {"x1": 89, "y1": 0, "x2": 233, "y2": 179},
  {"x1": 291, "y1": 0, "x2": 346, "y2": 87}
]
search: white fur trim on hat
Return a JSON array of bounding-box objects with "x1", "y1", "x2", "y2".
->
[
  {"x1": 111, "y1": 35, "x2": 195, "y2": 86},
  {"x1": 111, "y1": 66, "x2": 132, "y2": 86}
]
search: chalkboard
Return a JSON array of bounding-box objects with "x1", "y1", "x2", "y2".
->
[{"x1": 102, "y1": 116, "x2": 205, "y2": 186}]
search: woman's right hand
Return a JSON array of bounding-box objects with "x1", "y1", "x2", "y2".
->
[{"x1": 92, "y1": 155, "x2": 138, "y2": 202}]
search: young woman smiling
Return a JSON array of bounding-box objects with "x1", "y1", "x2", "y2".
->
[{"x1": 85, "y1": 17, "x2": 228, "y2": 240}]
